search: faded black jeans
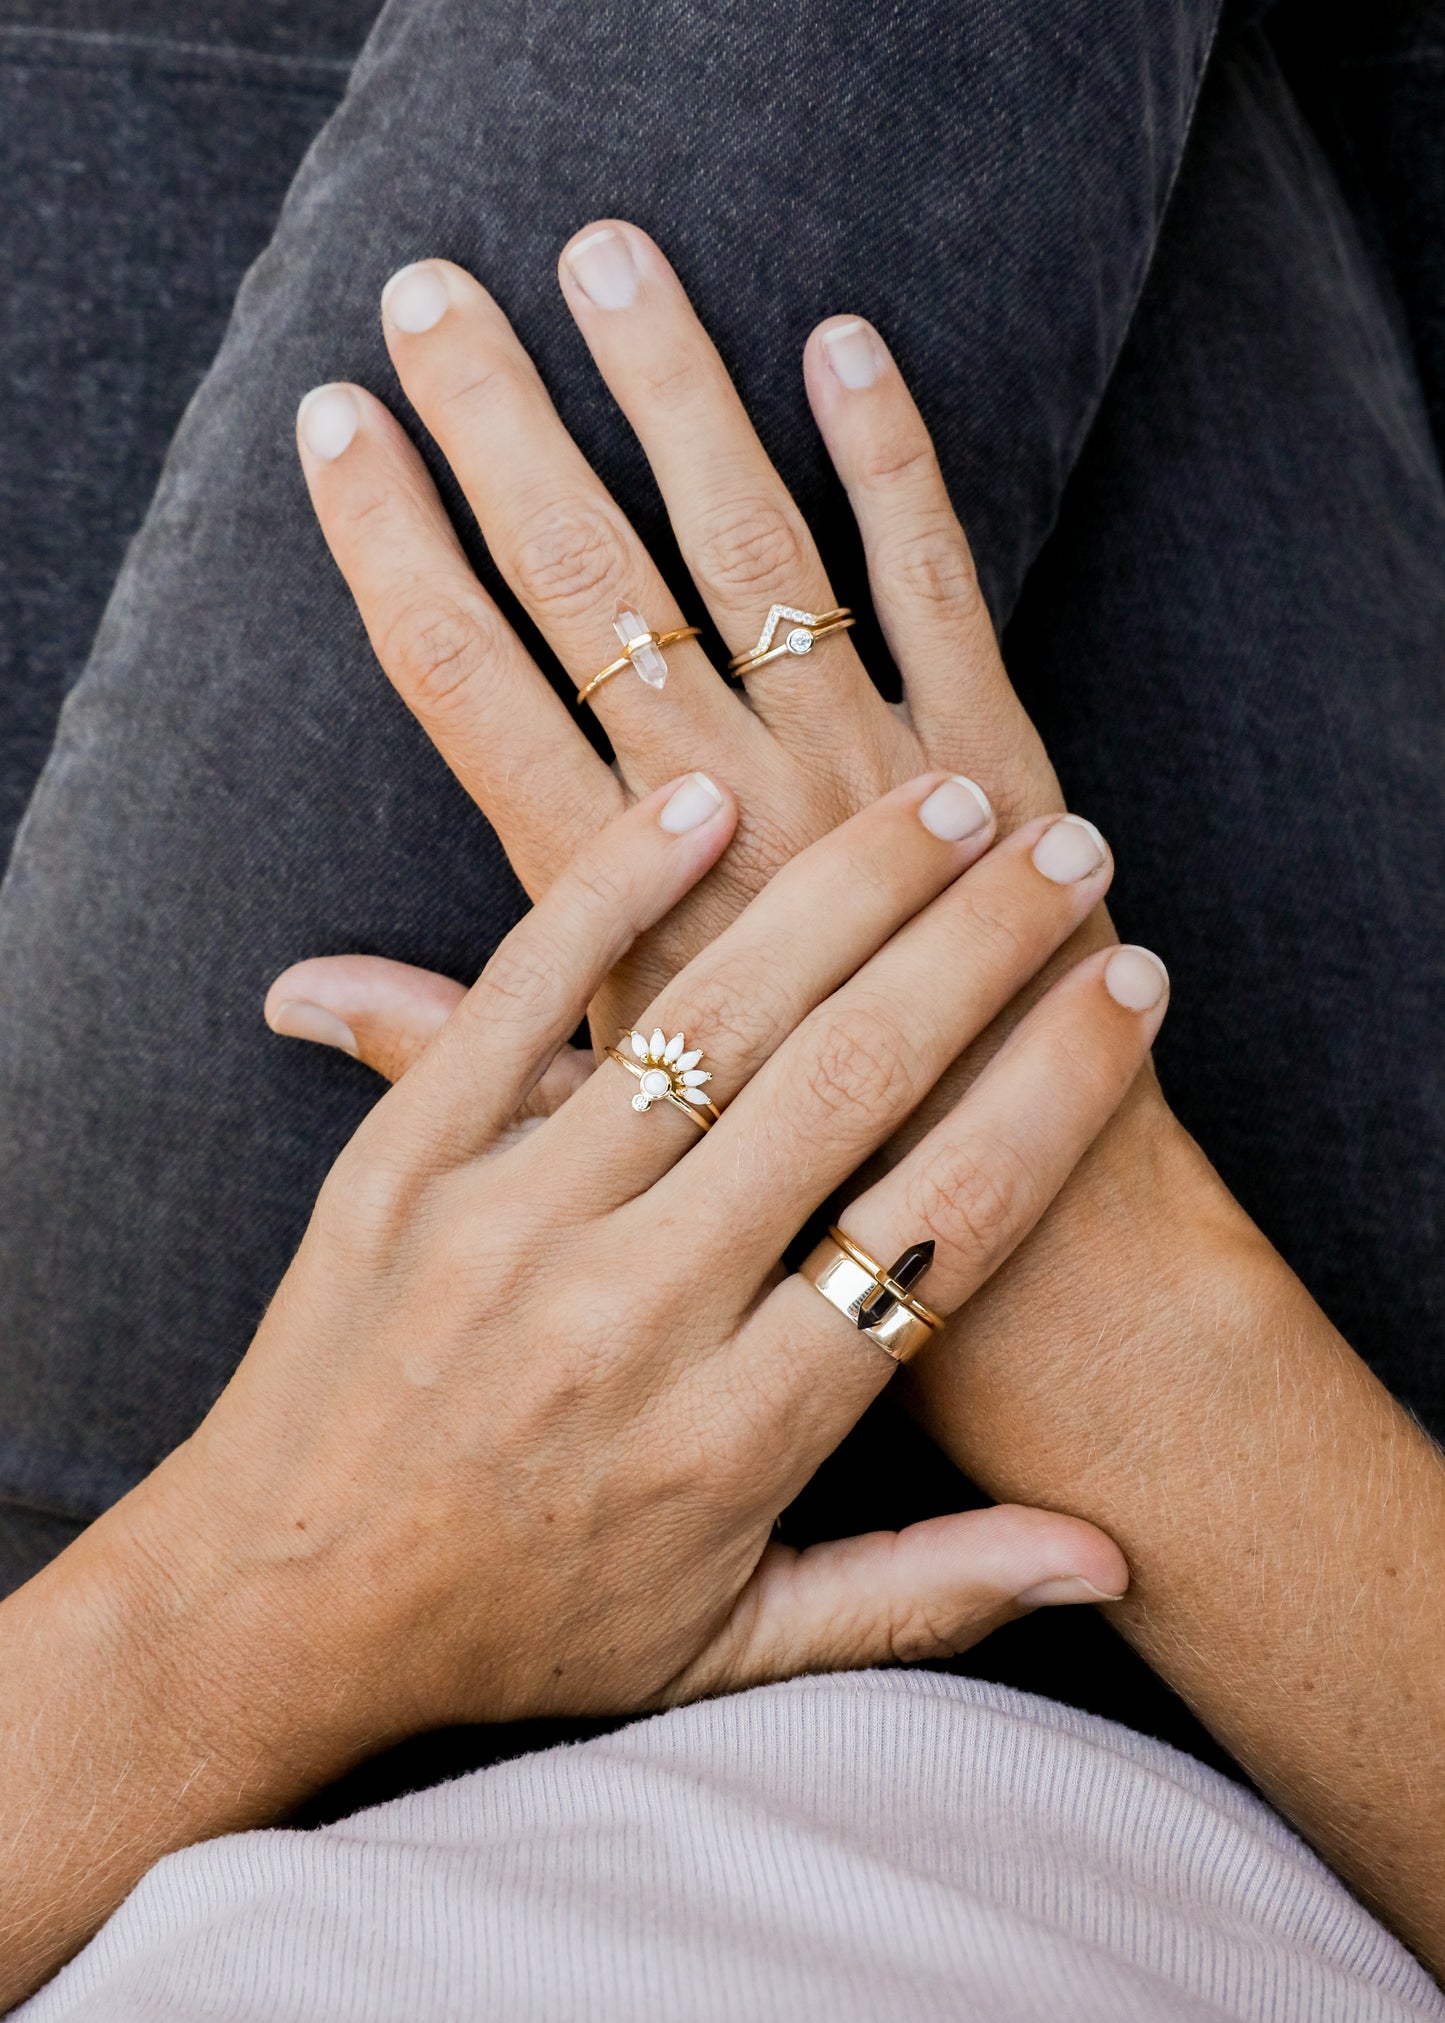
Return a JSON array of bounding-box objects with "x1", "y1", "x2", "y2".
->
[{"x1": 0, "y1": 0, "x2": 1441, "y2": 1783}]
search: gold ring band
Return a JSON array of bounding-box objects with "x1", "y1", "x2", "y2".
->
[
  {"x1": 606, "y1": 1029, "x2": 720, "y2": 1132},
  {"x1": 576, "y1": 621, "x2": 702, "y2": 708},
  {"x1": 726, "y1": 604, "x2": 854, "y2": 678},
  {"x1": 799, "y1": 1224, "x2": 943, "y2": 1365}
]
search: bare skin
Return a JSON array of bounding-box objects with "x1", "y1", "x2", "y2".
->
[
  {"x1": 271, "y1": 227, "x2": 1445, "y2": 1970},
  {"x1": 0, "y1": 781, "x2": 1156, "y2": 2007}
]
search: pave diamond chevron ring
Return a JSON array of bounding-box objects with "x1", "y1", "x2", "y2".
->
[
  {"x1": 576, "y1": 608, "x2": 703, "y2": 709},
  {"x1": 605, "y1": 1029, "x2": 721, "y2": 1132},
  {"x1": 726, "y1": 604, "x2": 855, "y2": 678}
]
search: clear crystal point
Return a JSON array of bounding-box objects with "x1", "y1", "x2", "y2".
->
[{"x1": 615, "y1": 609, "x2": 668, "y2": 690}]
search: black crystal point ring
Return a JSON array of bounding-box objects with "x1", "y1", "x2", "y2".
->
[
  {"x1": 856, "y1": 1240, "x2": 936, "y2": 1332},
  {"x1": 798, "y1": 1225, "x2": 945, "y2": 1367}
]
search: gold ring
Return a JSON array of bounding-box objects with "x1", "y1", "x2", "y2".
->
[
  {"x1": 576, "y1": 608, "x2": 703, "y2": 708},
  {"x1": 726, "y1": 604, "x2": 855, "y2": 678},
  {"x1": 799, "y1": 1224, "x2": 943, "y2": 1365},
  {"x1": 606, "y1": 1028, "x2": 720, "y2": 1132}
]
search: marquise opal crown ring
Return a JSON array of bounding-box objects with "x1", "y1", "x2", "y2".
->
[
  {"x1": 605, "y1": 1029, "x2": 720, "y2": 1132},
  {"x1": 576, "y1": 608, "x2": 702, "y2": 708},
  {"x1": 726, "y1": 603, "x2": 855, "y2": 678}
]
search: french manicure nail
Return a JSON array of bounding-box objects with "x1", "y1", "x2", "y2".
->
[
  {"x1": 267, "y1": 1000, "x2": 359, "y2": 1056},
  {"x1": 382, "y1": 261, "x2": 450, "y2": 334},
  {"x1": 1104, "y1": 946, "x2": 1170, "y2": 1012},
  {"x1": 821, "y1": 318, "x2": 886, "y2": 390},
  {"x1": 1015, "y1": 1576, "x2": 1127, "y2": 1608},
  {"x1": 659, "y1": 772, "x2": 724, "y2": 834},
  {"x1": 297, "y1": 384, "x2": 360, "y2": 463},
  {"x1": 1031, "y1": 814, "x2": 1107, "y2": 884},
  {"x1": 566, "y1": 226, "x2": 639, "y2": 310},
  {"x1": 918, "y1": 775, "x2": 993, "y2": 842}
]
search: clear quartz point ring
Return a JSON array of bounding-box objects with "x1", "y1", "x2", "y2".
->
[
  {"x1": 726, "y1": 603, "x2": 855, "y2": 678},
  {"x1": 575, "y1": 608, "x2": 703, "y2": 708},
  {"x1": 605, "y1": 1029, "x2": 720, "y2": 1132}
]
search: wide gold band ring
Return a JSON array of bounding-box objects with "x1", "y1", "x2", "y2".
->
[
  {"x1": 576, "y1": 609, "x2": 703, "y2": 709},
  {"x1": 800, "y1": 1224, "x2": 943, "y2": 1365},
  {"x1": 606, "y1": 1028, "x2": 720, "y2": 1132},
  {"x1": 726, "y1": 604, "x2": 855, "y2": 678}
]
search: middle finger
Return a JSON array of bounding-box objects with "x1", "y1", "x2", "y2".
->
[{"x1": 379, "y1": 259, "x2": 763, "y2": 795}]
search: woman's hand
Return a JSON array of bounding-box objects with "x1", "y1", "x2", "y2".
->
[
  {"x1": 0, "y1": 778, "x2": 1162, "y2": 2006},
  {"x1": 181, "y1": 778, "x2": 1150, "y2": 1738},
  {"x1": 278, "y1": 227, "x2": 1077, "y2": 1090}
]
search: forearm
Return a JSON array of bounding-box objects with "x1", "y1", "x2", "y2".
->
[
  {"x1": 0, "y1": 1461, "x2": 340, "y2": 2011},
  {"x1": 913, "y1": 1088, "x2": 1445, "y2": 1972}
]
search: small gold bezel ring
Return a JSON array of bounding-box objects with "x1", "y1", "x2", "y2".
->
[
  {"x1": 576, "y1": 626, "x2": 703, "y2": 709},
  {"x1": 726, "y1": 606, "x2": 854, "y2": 678}
]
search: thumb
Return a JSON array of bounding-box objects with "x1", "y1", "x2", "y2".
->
[
  {"x1": 671, "y1": 1505, "x2": 1129, "y2": 1704},
  {"x1": 265, "y1": 955, "x2": 464, "y2": 1082}
]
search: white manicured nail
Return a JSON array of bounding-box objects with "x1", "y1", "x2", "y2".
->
[
  {"x1": 1032, "y1": 814, "x2": 1107, "y2": 884},
  {"x1": 659, "y1": 773, "x2": 724, "y2": 834},
  {"x1": 918, "y1": 775, "x2": 992, "y2": 842},
  {"x1": 566, "y1": 227, "x2": 639, "y2": 310},
  {"x1": 297, "y1": 384, "x2": 360, "y2": 462},
  {"x1": 267, "y1": 1000, "x2": 359, "y2": 1056},
  {"x1": 1104, "y1": 946, "x2": 1169, "y2": 1012},
  {"x1": 1016, "y1": 1575, "x2": 1128, "y2": 1608},
  {"x1": 382, "y1": 262, "x2": 451, "y2": 334},
  {"x1": 821, "y1": 318, "x2": 886, "y2": 390}
]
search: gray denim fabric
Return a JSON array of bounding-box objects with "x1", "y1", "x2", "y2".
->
[{"x1": 0, "y1": 0, "x2": 1441, "y2": 1785}]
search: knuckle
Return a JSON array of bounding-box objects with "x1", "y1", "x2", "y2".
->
[
  {"x1": 315, "y1": 1147, "x2": 424, "y2": 1255},
  {"x1": 672, "y1": 965, "x2": 779, "y2": 1064},
  {"x1": 510, "y1": 500, "x2": 632, "y2": 624},
  {"x1": 855, "y1": 428, "x2": 937, "y2": 491},
  {"x1": 563, "y1": 849, "x2": 635, "y2": 923},
  {"x1": 906, "y1": 1134, "x2": 1035, "y2": 1270},
  {"x1": 802, "y1": 1002, "x2": 914, "y2": 1125},
  {"x1": 880, "y1": 518, "x2": 985, "y2": 626},
  {"x1": 380, "y1": 595, "x2": 497, "y2": 712},
  {"x1": 690, "y1": 495, "x2": 810, "y2": 602},
  {"x1": 474, "y1": 928, "x2": 566, "y2": 1025}
]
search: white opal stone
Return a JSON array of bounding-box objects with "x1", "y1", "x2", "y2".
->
[
  {"x1": 615, "y1": 610, "x2": 667, "y2": 689},
  {"x1": 649, "y1": 1028, "x2": 666, "y2": 1058},
  {"x1": 663, "y1": 1033, "x2": 685, "y2": 1063},
  {"x1": 786, "y1": 627, "x2": 814, "y2": 655},
  {"x1": 682, "y1": 1087, "x2": 712, "y2": 1105},
  {"x1": 675, "y1": 1048, "x2": 703, "y2": 1071},
  {"x1": 679, "y1": 1069, "x2": 710, "y2": 1086},
  {"x1": 630, "y1": 1032, "x2": 649, "y2": 1060},
  {"x1": 640, "y1": 1068, "x2": 671, "y2": 1098}
]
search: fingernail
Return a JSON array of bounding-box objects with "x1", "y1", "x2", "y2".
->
[
  {"x1": 1104, "y1": 946, "x2": 1170, "y2": 1012},
  {"x1": 658, "y1": 772, "x2": 724, "y2": 834},
  {"x1": 566, "y1": 226, "x2": 639, "y2": 311},
  {"x1": 918, "y1": 775, "x2": 993, "y2": 842},
  {"x1": 1031, "y1": 814, "x2": 1107, "y2": 884},
  {"x1": 297, "y1": 384, "x2": 360, "y2": 463},
  {"x1": 267, "y1": 1000, "x2": 359, "y2": 1056},
  {"x1": 821, "y1": 318, "x2": 887, "y2": 390},
  {"x1": 1015, "y1": 1576, "x2": 1127, "y2": 1608},
  {"x1": 381, "y1": 261, "x2": 450, "y2": 335}
]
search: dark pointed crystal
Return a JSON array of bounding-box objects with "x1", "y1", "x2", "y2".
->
[{"x1": 856, "y1": 1240, "x2": 937, "y2": 1330}]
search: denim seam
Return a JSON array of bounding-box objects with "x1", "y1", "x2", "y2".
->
[{"x1": 0, "y1": 25, "x2": 352, "y2": 90}]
